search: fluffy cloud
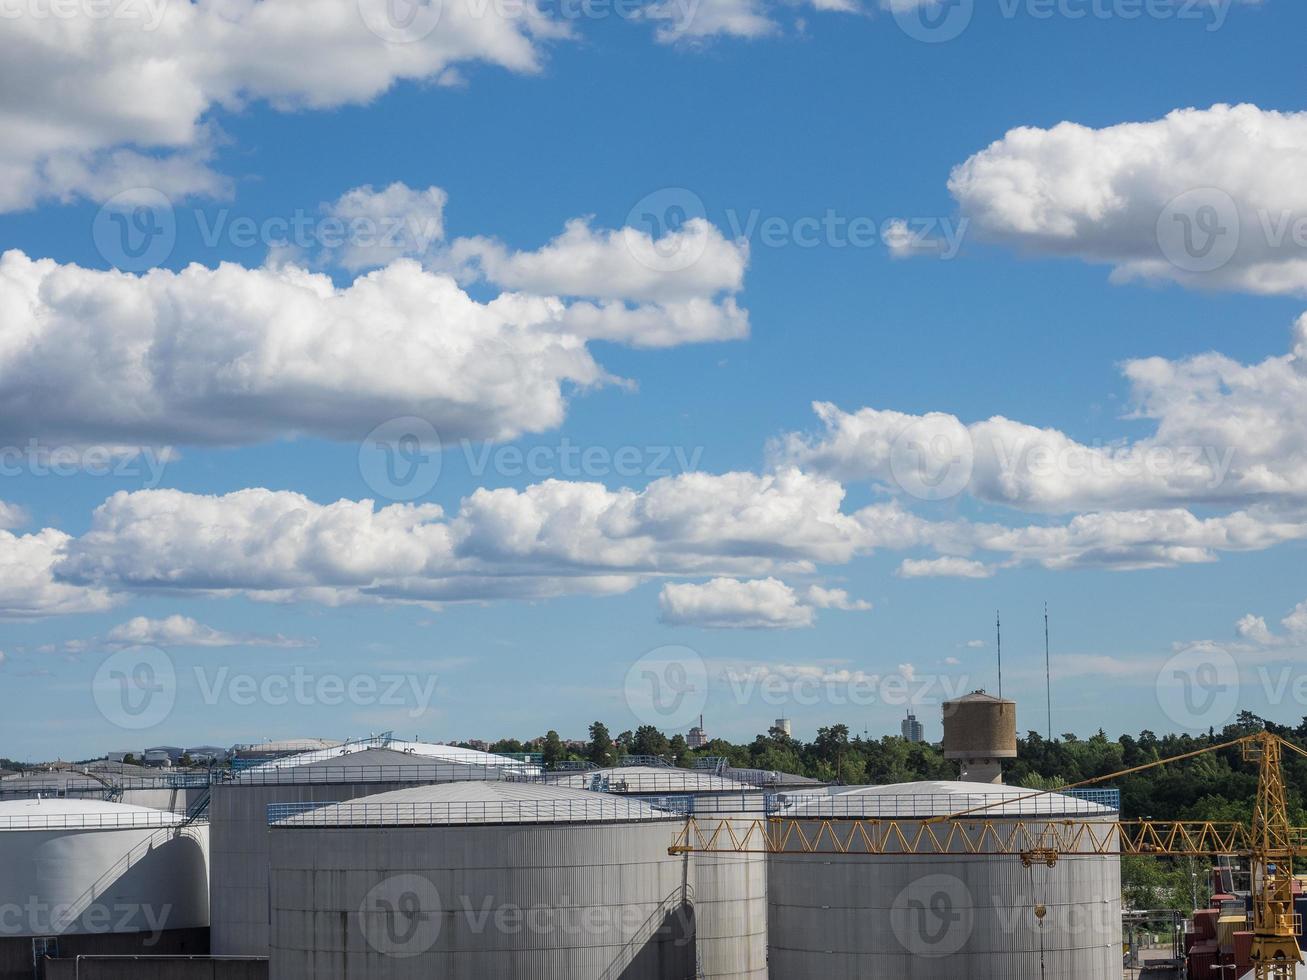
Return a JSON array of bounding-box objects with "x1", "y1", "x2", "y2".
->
[
  {"x1": 0, "y1": 503, "x2": 28, "y2": 530},
  {"x1": 444, "y1": 217, "x2": 750, "y2": 347},
  {"x1": 104, "y1": 614, "x2": 313, "y2": 649},
  {"x1": 897, "y1": 557, "x2": 994, "y2": 579},
  {"x1": 0, "y1": 529, "x2": 118, "y2": 619},
  {"x1": 948, "y1": 104, "x2": 1307, "y2": 295},
  {"x1": 48, "y1": 470, "x2": 923, "y2": 608},
  {"x1": 659, "y1": 577, "x2": 815, "y2": 628},
  {"x1": 0, "y1": 0, "x2": 567, "y2": 210},
  {"x1": 321, "y1": 184, "x2": 448, "y2": 271},
  {"x1": 0, "y1": 250, "x2": 603, "y2": 448},
  {"x1": 1236, "y1": 599, "x2": 1307, "y2": 647},
  {"x1": 658, "y1": 576, "x2": 870, "y2": 628},
  {"x1": 779, "y1": 318, "x2": 1307, "y2": 514}
]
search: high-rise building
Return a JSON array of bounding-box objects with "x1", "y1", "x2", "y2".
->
[{"x1": 901, "y1": 711, "x2": 925, "y2": 743}]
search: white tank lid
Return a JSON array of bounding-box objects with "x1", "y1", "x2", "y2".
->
[
  {"x1": 0, "y1": 797, "x2": 184, "y2": 830},
  {"x1": 779, "y1": 780, "x2": 1116, "y2": 818},
  {"x1": 547, "y1": 766, "x2": 757, "y2": 794},
  {"x1": 272, "y1": 780, "x2": 683, "y2": 827}
]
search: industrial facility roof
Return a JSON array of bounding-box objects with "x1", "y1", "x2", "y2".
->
[
  {"x1": 777, "y1": 780, "x2": 1117, "y2": 818},
  {"x1": 271, "y1": 780, "x2": 683, "y2": 827},
  {"x1": 231, "y1": 747, "x2": 530, "y2": 789},
  {"x1": 232, "y1": 738, "x2": 344, "y2": 754},
  {"x1": 0, "y1": 797, "x2": 185, "y2": 830},
  {"x1": 548, "y1": 766, "x2": 757, "y2": 794},
  {"x1": 246, "y1": 739, "x2": 535, "y2": 771}
]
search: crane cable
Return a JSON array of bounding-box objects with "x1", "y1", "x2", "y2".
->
[{"x1": 1027, "y1": 858, "x2": 1048, "y2": 980}]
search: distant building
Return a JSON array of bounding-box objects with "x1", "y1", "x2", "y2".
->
[
  {"x1": 687, "y1": 715, "x2": 708, "y2": 749},
  {"x1": 774, "y1": 718, "x2": 793, "y2": 737},
  {"x1": 143, "y1": 745, "x2": 184, "y2": 766},
  {"x1": 901, "y1": 712, "x2": 925, "y2": 743},
  {"x1": 184, "y1": 745, "x2": 229, "y2": 764}
]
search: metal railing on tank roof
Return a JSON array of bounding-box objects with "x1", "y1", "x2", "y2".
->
[
  {"x1": 226, "y1": 762, "x2": 532, "y2": 785},
  {"x1": 267, "y1": 796, "x2": 692, "y2": 827},
  {"x1": 0, "y1": 810, "x2": 191, "y2": 831},
  {"x1": 768, "y1": 790, "x2": 1119, "y2": 819}
]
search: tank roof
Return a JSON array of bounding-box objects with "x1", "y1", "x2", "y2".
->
[
  {"x1": 272, "y1": 780, "x2": 682, "y2": 827},
  {"x1": 778, "y1": 780, "x2": 1115, "y2": 818},
  {"x1": 0, "y1": 797, "x2": 185, "y2": 830},
  {"x1": 547, "y1": 766, "x2": 757, "y2": 794},
  {"x1": 944, "y1": 690, "x2": 1015, "y2": 705}
]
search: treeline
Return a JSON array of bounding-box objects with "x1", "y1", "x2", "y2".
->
[{"x1": 478, "y1": 710, "x2": 1307, "y2": 824}]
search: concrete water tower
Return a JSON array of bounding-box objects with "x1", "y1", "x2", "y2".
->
[{"x1": 942, "y1": 690, "x2": 1017, "y2": 784}]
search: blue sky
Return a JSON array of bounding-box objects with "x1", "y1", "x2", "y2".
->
[{"x1": 2, "y1": 0, "x2": 1307, "y2": 761}]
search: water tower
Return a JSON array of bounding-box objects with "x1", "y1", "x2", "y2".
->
[{"x1": 941, "y1": 690, "x2": 1017, "y2": 784}]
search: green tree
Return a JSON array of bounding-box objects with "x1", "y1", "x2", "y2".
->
[
  {"x1": 587, "y1": 722, "x2": 616, "y2": 768},
  {"x1": 541, "y1": 731, "x2": 564, "y2": 769}
]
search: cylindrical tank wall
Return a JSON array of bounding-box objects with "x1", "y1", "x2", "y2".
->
[
  {"x1": 0, "y1": 825, "x2": 210, "y2": 939},
  {"x1": 268, "y1": 821, "x2": 696, "y2": 980},
  {"x1": 209, "y1": 780, "x2": 416, "y2": 955},
  {"x1": 687, "y1": 796, "x2": 767, "y2": 980},
  {"x1": 768, "y1": 820, "x2": 1121, "y2": 980}
]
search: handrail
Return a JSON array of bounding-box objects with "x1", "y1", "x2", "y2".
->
[
  {"x1": 268, "y1": 797, "x2": 691, "y2": 827},
  {"x1": 0, "y1": 811, "x2": 189, "y2": 831}
]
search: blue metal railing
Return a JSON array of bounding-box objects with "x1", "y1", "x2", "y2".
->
[
  {"x1": 766, "y1": 790, "x2": 1119, "y2": 818},
  {"x1": 1066, "y1": 788, "x2": 1121, "y2": 811}
]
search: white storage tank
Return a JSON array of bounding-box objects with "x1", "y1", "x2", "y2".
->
[
  {"x1": 0, "y1": 799, "x2": 209, "y2": 961},
  {"x1": 267, "y1": 781, "x2": 696, "y2": 980},
  {"x1": 209, "y1": 740, "x2": 537, "y2": 955},
  {"x1": 767, "y1": 781, "x2": 1121, "y2": 980},
  {"x1": 549, "y1": 766, "x2": 767, "y2": 979}
]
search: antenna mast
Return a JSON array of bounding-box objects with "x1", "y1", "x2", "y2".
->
[
  {"x1": 1044, "y1": 602, "x2": 1052, "y2": 741},
  {"x1": 996, "y1": 610, "x2": 1003, "y2": 698}
]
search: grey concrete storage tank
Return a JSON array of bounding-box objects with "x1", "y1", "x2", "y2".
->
[
  {"x1": 767, "y1": 781, "x2": 1121, "y2": 980},
  {"x1": 209, "y1": 741, "x2": 535, "y2": 956},
  {"x1": 549, "y1": 766, "x2": 767, "y2": 979},
  {"x1": 267, "y1": 781, "x2": 695, "y2": 980},
  {"x1": 0, "y1": 799, "x2": 210, "y2": 976}
]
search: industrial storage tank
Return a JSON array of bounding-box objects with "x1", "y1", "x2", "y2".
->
[
  {"x1": 0, "y1": 799, "x2": 210, "y2": 977},
  {"x1": 549, "y1": 765, "x2": 767, "y2": 979},
  {"x1": 208, "y1": 738, "x2": 537, "y2": 956},
  {"x1": 267, "y1": 781, "x2": 695, "y2": 980},
  {"x1": 767, "y1": 781, "x2": 1121, "y2": 980}
]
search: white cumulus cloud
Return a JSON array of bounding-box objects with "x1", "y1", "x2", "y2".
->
[
  {"x1": 104, "y1": 614, "x2": 314, "y2": 649},
  {"x1": 949, "y1": 104, "x2": 1307, "y2": 295}
]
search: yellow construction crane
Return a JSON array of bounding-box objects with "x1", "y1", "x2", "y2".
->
[{"x1": 670, "y1": 730, "x2": 1307, "y2": 980}]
